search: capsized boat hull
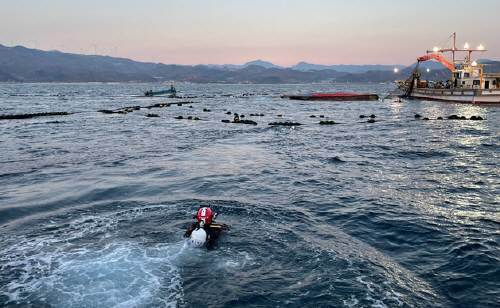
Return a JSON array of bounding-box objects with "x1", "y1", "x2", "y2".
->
[{"x1": 282, "y1": 92, "x2": 379, "y2": 101}]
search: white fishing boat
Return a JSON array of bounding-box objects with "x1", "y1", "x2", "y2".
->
[{"x1": 400, "y1": 33, "x2": 500, "y2": 104}]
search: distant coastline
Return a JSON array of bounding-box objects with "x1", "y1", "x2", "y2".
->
[{"x1": 3, "y1": 44, "x2": 498, "y2": 84}]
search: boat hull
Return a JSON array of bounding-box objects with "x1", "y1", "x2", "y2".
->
[
  {"x1": 410, "y1": 88, "x2": 500, "y2": 104},
  {"x1": 282, "y1": 94, "x2": 379, "y2": 101}
]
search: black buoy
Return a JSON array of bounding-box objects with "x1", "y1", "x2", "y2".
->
[
  {"x1": 175, "y1": 116, "x2": 183, "y2": 119},
  {"x1": 359, "y1": 115, "x2": 366, "y2": 118},
  {"x1": 319, "y1": 120, "x2": 336, "y2": 125},
  {"x1": 310, "y1": 115, "x2": 316, "y2": 118},
  {"x1": 221, "y1": 119, "x2": 230, "y2": 123},
  {"x1": 367, "y1": 119, "x2": 376, "y2": 123},
  {"x1": 369, "y1": 114, "x2": 376, "y2": 119},
  {"x1": 414, "y1": 114, "x2": 422, "y2": 119},
  {"x1": 319, "y1": 115, "x2": 325, "y2": 118},
  {"x1": 448, "y1": 115, "x2": 459, "y2": 120},
  {"x1": 146, "y1": 113, "x2": 159, "y2": 117},
  {"x1": 423, "y1": 117, "x2": 430, "y2": 120},
  {"x1": 226, "y1": 111, "x2": 232, "y2": 115},
  {"x1": 437, "y1": 117, "x2": 443, "y2": 120}
]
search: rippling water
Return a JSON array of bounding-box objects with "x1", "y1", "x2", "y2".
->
[{"x1": 0, "y1": 83, "x2": 499, "y2": 307}]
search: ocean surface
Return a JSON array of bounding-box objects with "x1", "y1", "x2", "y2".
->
[{"x1": 0, "y1": 83, "x2": 498, "y2": 307}]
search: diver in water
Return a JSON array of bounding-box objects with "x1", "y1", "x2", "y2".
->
[{"x1": 184, "y1": 207, "x2": 222, "y2": 249}]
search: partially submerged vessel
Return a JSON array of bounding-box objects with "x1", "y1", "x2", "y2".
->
[
  {"x1": 400, "y1": 33, "x2": 500, "y2": 104},
  {"x1": 144, "y1": 84, "x2": 177, "y2": 97},
  {"x1": 282, "y1": 92, "x2": 379, "y2": 101}
]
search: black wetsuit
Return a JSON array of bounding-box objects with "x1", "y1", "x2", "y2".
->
[{"x1": 184, "y1": 221, "x2": 221, "y2": 249}]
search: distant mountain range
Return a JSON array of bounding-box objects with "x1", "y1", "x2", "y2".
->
[
  {"x1": 290, "y1": 62, "x2": 406, "y2": 73},
  {"x1": 1, "y1": 44, "x2": 498, "y2": 83}
]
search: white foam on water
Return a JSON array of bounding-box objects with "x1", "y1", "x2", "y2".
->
[
  {"x1": 354, "y1": 276, "x2": 404, "y2": 308},
  {"x1": 216, "y1": 251, "x2": 255, "y2": 271},
  {"x1": 0, "y1": 206, "x2": 193, "y2": 307}
]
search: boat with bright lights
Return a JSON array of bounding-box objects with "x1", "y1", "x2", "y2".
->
[{"x1": 399, "y1": 33, "x2": 500, "y2": 104}]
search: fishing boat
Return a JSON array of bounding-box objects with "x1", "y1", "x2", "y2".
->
[
  {"x1": 400, "y1": 33, "x2": 500, "y2": 104},
  {"x1": 281, "y1": 92, "x2": 379, "y2": 101},
  {"x1": 144, "y1": 84, "x2": 177, "y2": 97}
]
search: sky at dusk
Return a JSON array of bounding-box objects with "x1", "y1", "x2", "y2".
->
[{"x1": 1, "y1": 0, "x2": 499, "y2": 66}]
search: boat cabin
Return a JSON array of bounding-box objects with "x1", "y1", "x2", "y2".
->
[{"x1": 452, "y1": 62, "x2": 500, "y2": 89}]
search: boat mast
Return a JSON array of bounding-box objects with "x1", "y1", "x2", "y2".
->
[{"x1": 452, "y1": 32, "x2": 456, "y2": 64}]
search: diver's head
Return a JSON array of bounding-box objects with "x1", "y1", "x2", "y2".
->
[{"x1": 196, "y1": 207, "x2": 213, "y2": 225}]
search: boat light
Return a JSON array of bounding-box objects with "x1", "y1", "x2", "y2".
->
[
  {"x1": 477, "y1": 44, "x2": 485, "y2": 50},
  {"x1": 426, "y1": 68, "x2": 431, "y2": 73},
  {"x1": 393, "y1": 68, "x2": 399, "y2": 73},
  {"x1": 472, "y1": 61, "x2": 478, "y2": 67},
  {"x1": 464, "y1": 42, "x2": 470, "y2": 50},
  {"x1": 432, "y1": 46, "x2": 440, "y2": 53}
]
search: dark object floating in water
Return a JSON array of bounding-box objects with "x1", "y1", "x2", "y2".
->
[
  {"x1": 319, "y1": 115, "x2": 325, "y2": 118},
  {"x1": 222, "y1": 119, "x2": 257, "y2": 125},
  {"x1": 148, "y1": 103, "x2": 169, "y2": 108},
  {"x1": 187, "y1": 116, "x2": 193, "y2": 120},
  {"x1": 175, "y1": 116, "x2": 184, "y2": 119},
  {"x1": 250, "y1": 113, "x2": 265, "y2": 117},
  {"x1": 327, "y1": 156, "x2": 345, "y2": 163},
  {"x1": 319, "y1": 120, "x2": 336, "y2": 125},
  {"x1": 370, "y1": 114, "x2": 376, "y2": 119},
  {"x1": 282, "y1": 92, "x2": 379, "y2": 101},
  {"x1": 146, "y1": 113, "x2": 159, "y2": 118},
  {"x1": 194, "y1": 117, "x2": 200, "y2": 121},
  {"x1": 235, "y1": 120, "x2": 257, "y2": 125},
  {"x1": 367, "y1": 119, "x2": 376, "y2": 123},
  {"x1": 415, "y1": 114, "x2": 422, "y2": 119},
  {"x1": 203, "y1": 108, "x2": 211, "y2": 112},
  {"x1": 240, "y1": 115, "x2": 245, "y2": 118},
  {"x1": 437, "y1": 117, "x2": 443, "y2": 120},
  {"x1": 0, "y1": 111, "x2": 71, "y2": 120},
  {"x1": 226, "y1": 111, "x2": 232, "y2": 115},
  {"x1": 177, "y1": 103, "x2": 183, "y2": 106},
  {"x1": 359, "y1": 115, "x2": 366, "y2": 118},
  {"x1": 470, "y1": 116, "x2": 484, "y2": 120},
  {"x1": 269, "y1": 122, "x2": 302, "y2": 126},
  {"x1": 144, "y1": 85, "x2": 176, "y2": 97},
  {"x1": 423, "y1": 117, "x2": 430, "y2": 120},
  {"x1": 448, "y1": 114, "x2": 468, "y2": 120},
  {"x1": 277, "y1": 114, "x2": 283, "y2": 117},
  {"x1": 98, "y1": 109, "x2": 116, "y2": 114},
  {"x1": 310, "y1": 115, "x2": 316, "y2": 118}
]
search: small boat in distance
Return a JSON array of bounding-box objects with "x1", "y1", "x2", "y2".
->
[
  {"x1": 281, "y1": 92, "x2": 379, "y2": 101},
  {"x1": 399, "y1": 33, "x2": 500, "y2": 104},
  {"x1": 144, "y1": 84, "x2": 177, "y2": 97}
]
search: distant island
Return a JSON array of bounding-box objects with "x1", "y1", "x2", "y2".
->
[{"x1": 1, "y1": 44, "x2": 498, "y2": 83}]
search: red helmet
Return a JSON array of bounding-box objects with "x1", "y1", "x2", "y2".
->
[{"x1": 196, "y1": 207, "x2": 213, "y2": 225}]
